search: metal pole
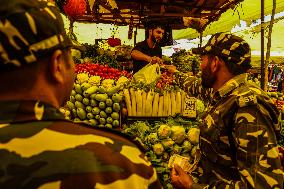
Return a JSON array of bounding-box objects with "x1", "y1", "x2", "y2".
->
[
  {"x1": 260, "y1": 0, "x2": 265, "y2": 90},
  {"x1": 199, "y1": 32, "x2": 203, "y2": 47},
  {"x1": 134, "y1": 26, "x2": 138, "y2": 46}
]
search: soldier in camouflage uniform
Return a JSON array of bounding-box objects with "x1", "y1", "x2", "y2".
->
[
  {"x1": 0, "y1": 0, "x2": 162, "y2": 188},
  {"x1": 169, "y1": 33, "x2": 283, "y2": 188}
]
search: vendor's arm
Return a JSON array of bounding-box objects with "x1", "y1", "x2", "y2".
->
[
  {"x1": 131, "y1": 49, "x2": 152, "y2": 63},
  {"x1": 167, "y1": 65, "x2": 212, "y2": 101},
  {"x1": 131, "y1": 50, "x2": 162, "y2": 64}
]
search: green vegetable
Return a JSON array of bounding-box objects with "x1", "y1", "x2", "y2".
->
[
  {"x1": 82, "y1": 98, "x2": 90, "y2": 105},
  {"x1": 97, "y1": 86, "x2": 106, "y2": 94},
  {"x1": 112, "y1": 93, "x2": 123, "y2": 103},
  {"x1": 70, "y1": 90, "x2": 76, "y2": 96},
  {"x1": 99, "y1": 118, "x2": 106, "y2": 125},
  {"x1": 77, "y1": 108, "x2": 86, "y2": 120},
  {"x1": 111, "y1": 112, "x2": 119, "y2": 120},
  {"x1": 105, "y1": 107, "x2": 113, "y2": 114},
  {"x1": 89, "y1": 119, "x2": 98, "y2": 126},
  {"x1": 196, "y1": 99, "x2": 205, "y2": 115},
  {"x1": 83, "y1": 86, "x2": 98, "y2": 97},
  {"x1": 190, "y1": 146, "x2": 198, "y2": 158},
  {"x1": 95, "y1": 93, "x2": 108, "y2": 102},
  {"x1": 99, "y1": 102, "x2": 106, "y2": 109},
  {"x1": 99, "y1": 111, "x2": 107, "y2": 118},
  {"x1": 90, "y1": 99, "x2": 98, "y2": 107},
  {"x1": 172, "y1": 144, "x2": 182, "y2": 154},
  {"x1": 67, "y1": 101, "x2": 75, "y2": 110},
  {"x1": 107, "y1": 85, "x2": 122, "y2": 96},
  {"x1": 112, "y1": 120, "x2": 120, "y2": 128},
  {"x1": 106, "y1": 117, "x2": 113, "y2": 124},
  {"x1": 86, "y1": 106, "x2": 92, "y2": 113},
  {"x1": 106, "y1": 98, "x2": 113, "y2": 106},
  {"x1": 86, "y1": 113, "x2": 94, "y2": 119},
  {"x1": 113, "y1": 102, "x2": 120, "y2": 112},
  {"x1": 74, "y1": 118, "x2": 81, "y2": 122},
  {"x1": 158, "y1": 124, "x2": 171, "y2": 139},
  {"x1": 90, "y1": 94, "x2": 96, "y2": 100},
  {"x1": 74, "y1": 84, "x2": 83, "y2": 94},
  {"x1": 105, "y1": 123, "x2": 112, "y2": 129},
  {"x1": 81, "y1": 82, "x2": 91, "y2": 91},
  {"x1": 92, "y1": 107, "x2": 100, "y2": 115},
  {"x1": 75, "y1": 101, "x2": 85, "y2": 109},
  {"x1": 170, "y1": 126, "x2": 186, "y2": 144},
  {"x1": 182, "y1": 140, "x2": 192, "y2": 153},
  {"x1": 153, "y1": 143, "x2": 164, "y2": 156},
  {"x1": 71, "y1": 109, "x2": 77, "y2": 117},
  {"x1": 95, "y1": 114, "x2": 100, "y2": 120},
  {"x1": 75, "y1": 94, "x2": 83, "y2": 102},
  {"x1": 69, "y1": 96, "x2": 76, "y2": 103},
  {"x1": 146, "y1": 133, "x2": 158, "y2": 144},
  {"x1": 187, "y1": 128, "x2": 200, "y2": 145},
  {"x1": 161, "y1": 138, "x2": 175, "y2": 150}
]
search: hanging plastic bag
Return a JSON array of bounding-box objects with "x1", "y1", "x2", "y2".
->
[{"x1": 133, "y1": 63, "x2": 161, "y2": 84}]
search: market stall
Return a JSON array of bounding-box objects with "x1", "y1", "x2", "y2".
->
[{"x1": 51, "y1": 0, "x2": 284, "y2": 187}]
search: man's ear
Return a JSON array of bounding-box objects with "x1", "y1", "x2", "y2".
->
[
  {"x1": 211, "y1": 56, "x2": 220, "y2": 73},
  {"x1": 49, "y1": 49, "x2": 65, "y2": 84}
]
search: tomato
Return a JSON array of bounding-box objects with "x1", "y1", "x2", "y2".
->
[
  {"x1": 156, "y1": 83, "x2": 162, "y2": 89},
  {"x1": 102, "y1": 68, "x2": 108, "y2": 73},
  {"x1": 99, "y1": 65, "x2": 105, "y2": 70}
]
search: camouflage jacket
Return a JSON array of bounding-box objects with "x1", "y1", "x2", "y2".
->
[
  {"x1": 0, "y1": 100, "x2": 162, "y2": 189},
  {"x1": 175, "y1": 72, "x2": 284, "y2": 189}
]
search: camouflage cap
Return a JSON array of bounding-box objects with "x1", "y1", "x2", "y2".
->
[
  {"x1": 0, "y1": 0, "x2": 74, "y2": 69},
  {"x1": 192, "y1": 32, "x2": 251, "y2": 66}
]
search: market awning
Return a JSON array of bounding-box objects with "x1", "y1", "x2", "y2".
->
[
  {"x1": 55, "y1": 0, "x2": 244, "y2": 30},
  {"x1": 173, "y1": 0, "x2": 284, "y2": 39}
]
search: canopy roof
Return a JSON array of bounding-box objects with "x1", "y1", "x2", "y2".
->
[
  {"x1": 57, "y1": 0, "x2": 244, "y2": 30},
  {"x1": 173, "y1": 0, "x2": 284, "y2": 39}
]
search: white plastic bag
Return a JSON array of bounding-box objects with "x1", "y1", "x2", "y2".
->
[{"x1": 133, "y1": 63, "x2": 161, "y2": 84}]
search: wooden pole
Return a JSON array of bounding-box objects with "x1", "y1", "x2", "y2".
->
[
  {"x1": 260, "y1": 0, "x2": 265, "y2": 90},
  {"x1": 264, "y1": 0, "x2": 276, "y2": 92}
]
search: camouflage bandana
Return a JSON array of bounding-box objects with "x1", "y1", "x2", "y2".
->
[
  {"x1": 192, "y1": 32, "x2": 251, "y2": 66},
  {"x1": 0, "y1": 0, "x2": 73, "y2": 69}
]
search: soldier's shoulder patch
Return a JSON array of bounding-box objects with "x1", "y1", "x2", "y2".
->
[{"x1": 237, "y1": 93, "x2": 257, "y2": 107}]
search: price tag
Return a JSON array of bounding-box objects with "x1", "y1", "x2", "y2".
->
[{"x1": 183, "y1": 96, "x2": 197, "y2": 118}]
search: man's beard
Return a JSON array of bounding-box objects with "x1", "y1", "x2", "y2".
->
[
  {"x1": 151, "y1": 35, "x2": 160, "y2": 45},
  {"x1": 201, "y1": 63, "x2": 216, "y2": 88}
]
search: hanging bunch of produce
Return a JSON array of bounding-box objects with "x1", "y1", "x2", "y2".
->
[
  {"x1": 171, "y1": 50, "x2": 200, "y2": 74},
  {"x1": 55, "y1": 0, "x2": 86, "y2": 17},
  {"x1": 115, "y1": 45, "x2": 133, "y2": 61},
  {"x1": 122, "y1": 117, "x2": 201, "y2": 189}
]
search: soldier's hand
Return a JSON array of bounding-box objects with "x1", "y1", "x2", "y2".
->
[
  {"x1": 165, "y1": 65, "x2": 177, "y2": 73},
  {"x1": 171, "y1": 164, "x2": 193, "y2": 189}
]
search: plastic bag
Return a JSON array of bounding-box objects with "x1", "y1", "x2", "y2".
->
[{"x1": 133, "y1": 63, "x2": 161, "y2": 84}]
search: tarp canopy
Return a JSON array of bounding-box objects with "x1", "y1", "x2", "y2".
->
[{"x1": 173, "y1": 0, "x2": 284, "y2": 39}]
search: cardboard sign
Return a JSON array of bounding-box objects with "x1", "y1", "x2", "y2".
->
[{"x1": 183, "y1": 96, "x2": 197, "y2": 118}]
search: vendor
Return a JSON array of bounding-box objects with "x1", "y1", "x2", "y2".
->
[{"x1": 131, "y1": 23, "x2": 165, "y2": 73}]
